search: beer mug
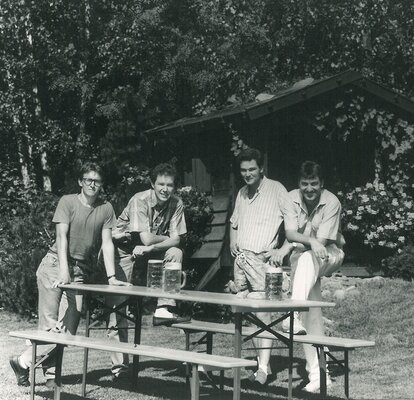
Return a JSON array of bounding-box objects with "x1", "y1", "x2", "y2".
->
[
  {"x1": 147, "y1": 260, "x2": 163, "y2": 289},
  {"x1": 162, "y1": 262, "x2": 187, "y2": 293},
  {"x1": 265, "y1": 265, "x2": 284, "y2": 300}
]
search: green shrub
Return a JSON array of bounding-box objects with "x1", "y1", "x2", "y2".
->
[
  {"x1": 338, "y1": 182, "x2": 414, "y2": 251},
  {"x1": 0, "y1": 190, "x2": 58, "y2": 316},
  {"x1": 381, "y1": 246, "x2": 414, "y2": 281},
  {"x1": 176, "y1": 186, "x2": 214, "y2": 256}
]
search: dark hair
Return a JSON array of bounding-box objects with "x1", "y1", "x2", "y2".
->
[
  {"x1": 150, "y1": 163, "x2": 177, "y2": 184},
  {"x1": 237, "y1": 148, "x2": 264, "y2": 168},
  {"x1": 298, "y1": 161, "x2": 323, "y2": 181},
  {"x1": 78, "y1": 162, "x2": 104, "y2": 181}
]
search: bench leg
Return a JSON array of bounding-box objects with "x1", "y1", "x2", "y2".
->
[
  {"x1": 54, "y1": 345, "x2": 64, "y2": 400},
  {"x1": 82, "y1": 294, "x2": 91, "y2": 397},
  {"x1": 30, "y1": 341, "x2": 37, "y2": 400},
  {"x1": 132, "y1": 298, "x2": 143, "y2": 387},
  {"x1": 233, "y1": 313, "x2": 242, "y2": 400},
  {"x1": 185, "y1": 331, "x2": 191, "y2": 385},
  {"x1": 344, "y1": 350, "x2": 349, "y2": 399},
  {"x1": 317, "y1": 346, "x2": 327, "y2": 398},
  {"x1": 190, "y1": 364, "x2": 200, "y2": 400},
  {"x1": 288, "y1": 312, "x2": 294, "y2": 400}
]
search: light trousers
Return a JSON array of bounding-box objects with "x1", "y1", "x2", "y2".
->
[
  {"x1": 20, "y1": 252, "x2": 85, "y2": 377},
  {"x1": 290, "y1": 245, "x2": 344, "y2": 381}
]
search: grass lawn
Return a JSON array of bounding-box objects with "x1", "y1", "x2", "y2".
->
[{"x1": 1, "y1": 278, "x2": 414, "y2": 400}]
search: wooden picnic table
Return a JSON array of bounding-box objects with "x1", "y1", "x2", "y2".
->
[{"x1": 61, "y1": 283, "x2": 335, "y2": 400}]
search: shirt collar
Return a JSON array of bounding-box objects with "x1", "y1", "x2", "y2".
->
[
  {"x1": 242, "y1": 175, "x2": 267, "y2": 196},
  {"x1": 294, "y1": 189, "x2": 328, "y2": 213}
]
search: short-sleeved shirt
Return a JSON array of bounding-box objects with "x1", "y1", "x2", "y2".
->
[
  {"x1": 112, "y1": 189, "x2": 187, "y2": 252},
  {"x1": 49, "y1": 194, "x2": 117, "y2": 262},
  {"x1": 230, "y1": 177, "x2": 292, "y2": 253},
  {"x1": 284, "y1": 189, "x2": 341, "y2": 243}
]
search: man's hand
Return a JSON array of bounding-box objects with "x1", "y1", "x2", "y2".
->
[
  {"x1": 108, "y1": 276, "x2": 133, "y2": 286},
  {"x1": 230, "y1": 242, "x2": 240, "y2": 258},
  {"x1": 52, "y1": 271, "x2": 71, "y2": 288},
  {"x1": 265, "y1": 245, "x2": 291, "y2": 266},
  {"x1": 133, "y1": 245, "x2": 154, "y2": 257},
  {"x1": 309, "y1": 238, "x2": 328, "y2": 260}
]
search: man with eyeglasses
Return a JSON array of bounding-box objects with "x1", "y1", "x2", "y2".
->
[{"x1": 9, "y1": 162, "x2": 129, "y2": 388}]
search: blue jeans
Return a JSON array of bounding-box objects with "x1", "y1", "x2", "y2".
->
[{"x1": 20, "y1": 252, "x2": 86, "y2": 377}]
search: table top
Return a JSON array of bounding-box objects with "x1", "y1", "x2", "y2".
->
[{"x1": 60, "y1": 283, "x2": 335, "y2": 312}]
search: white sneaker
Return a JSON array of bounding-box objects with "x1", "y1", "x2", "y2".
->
[
  {"x1": 303, "y1": 376, "x2": 332, "y2": 393},
  {"x1": 282, "y1": 313, "x2": 307, "y2": 335}
]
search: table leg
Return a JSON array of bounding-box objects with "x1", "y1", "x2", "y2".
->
[
  {"x1": 318, "y1": 346, "x2": 327, "y2": 397},
  {"x1": 233, "y1": 313, "x2": 242, "y2": 400},
  {"x1": 82, "y1": 294, "x2": 91, "y2": 397},
  {"x1": 30, "y1": 341, "x2": 37, "y2": 400},
  {"x1": 54, "y1": 344, "x2": 64, "y2": 400},
  {"x1": 132, "y1": 297, "x2": 142, "y2": 387},
  {"x1": 288, "y1": 311, "x2": 294, "y2": 400}
]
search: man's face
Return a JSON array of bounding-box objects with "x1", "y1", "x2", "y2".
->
[
  {"x1": 78, "y1": 171, "x2": 103, "y2": 197},
  {"x1": 152, "y1": 174, "x2": 175, "y2": 205},
  {"x1": 240, "y1": 160, "x2": 263, "y2": 187},
  {"x1": 299, "y1": 176, "x2": 323, "y2": 204}
]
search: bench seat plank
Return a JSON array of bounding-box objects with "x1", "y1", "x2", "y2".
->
[
  {"x1": 172, "y1": 320, "x2": 375, "y2": 349},
  {"x1": 9, "y1": 330, "x2": 256, "y2": 369}
]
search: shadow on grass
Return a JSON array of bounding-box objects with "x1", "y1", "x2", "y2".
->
[{"x1": 34, "y1": 355, "x2": 347, "y2": 400}]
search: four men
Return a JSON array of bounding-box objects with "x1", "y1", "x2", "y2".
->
[{"x1": 10, "y1": 153, "x2": 344, "y2": 393}]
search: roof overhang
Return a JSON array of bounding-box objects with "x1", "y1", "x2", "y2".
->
[{"x1": 145, "y1": 70, "x2": 414, "y2": 136}]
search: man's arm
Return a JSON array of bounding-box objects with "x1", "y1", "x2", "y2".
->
[
  {"x1": 139, "y1": 232, "x2": 170, "y2": 246},
  {"x1": 101, "y1": 228, "x2": 132, "y2": 286},
  {"x1": 230, "y1": 226, "x2": 239, "y2": 257},
  {"x1": 286, "y1": 230, "x2": 328, "y2": 259},
  {"x1": 133, "y1": 234, "x2": 180, "y2": 257},
  {"x1": 53, "y1": 223, "x2": 70, "y2": 287}
]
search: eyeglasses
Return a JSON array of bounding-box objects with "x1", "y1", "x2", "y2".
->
[{"x1": 82, "y1": 178, "x2": 103, "y2": 187}]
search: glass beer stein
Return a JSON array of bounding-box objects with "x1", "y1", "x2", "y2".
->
[{"x1": 162, "y1": 262, "x2": 187, "y2": 293}]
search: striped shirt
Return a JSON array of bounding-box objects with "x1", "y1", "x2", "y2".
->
[{"x1": 230, "y1": 176, "x2": 292, "y2": 253}]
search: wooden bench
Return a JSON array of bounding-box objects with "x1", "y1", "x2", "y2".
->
[
  {"x1": 9, "y1": 329, "x2": 256, "y2": 400},
  {"x1": 172, "y1": 320, "x2": 375, "y2": 399}
]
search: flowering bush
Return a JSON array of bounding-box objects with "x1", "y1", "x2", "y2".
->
[
  {"x1": 338, "y1": 182, "x2": 414, "y2": 251},
  {"x1": 176, "y1": 186, "x2": 214, "y2": 255},
  {"x1": 381, "y1": 245, "x2": 414, "y2": 281}
]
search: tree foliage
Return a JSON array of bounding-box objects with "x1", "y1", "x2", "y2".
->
[{"x1": 1, "y1": 0, "x2": 414, "y2": 191}]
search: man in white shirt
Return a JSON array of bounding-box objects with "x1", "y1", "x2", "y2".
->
[{"x1": 229, "y1": 148, "x2": 292, "y2": 385}]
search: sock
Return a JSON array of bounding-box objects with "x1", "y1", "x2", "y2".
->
[
  {"x1": 153, "y1": 307, "x2": 173, "y2": 318},
  {"x1": 18, "y1": 356, "x2": 30, "y2": 370}
]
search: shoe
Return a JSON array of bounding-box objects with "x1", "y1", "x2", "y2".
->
[
  {"x1": 9, "y1": 356, "x2": 30, "y2": 387},
  {"x1": 247, "y1": 368, "x2": 268, "y2": 385},
  {"x1": 303, "y1": 377, "x2": 332, "y2": 393},
  {"x1": 111, "y1": 372, "x2": 129, "y2": 383},
  {"x1": 152, "y1": 314, "x2": 191, "y2": 327},
  {"x1": 282, "y1": 313, "x2": 307, "y2": 335},
  {"x1": 45, "y1": 378, "x2": 55, "y2": 388}
]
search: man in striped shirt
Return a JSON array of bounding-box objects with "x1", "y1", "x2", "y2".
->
[{"x1": 229, "y1": 147, "x2": 293, "y2": 385}]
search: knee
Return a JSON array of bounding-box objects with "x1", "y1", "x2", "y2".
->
[
  {"x1": 165, "y1": 247, "x2": 183, "y2": 262},
  {"x1": 297, "y1": 251, "x2": 314, "y2": 268}
]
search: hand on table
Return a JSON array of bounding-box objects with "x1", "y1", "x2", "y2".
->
[{"x1": 108, "y1": 277, "x2": 132, "y2": 286}]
